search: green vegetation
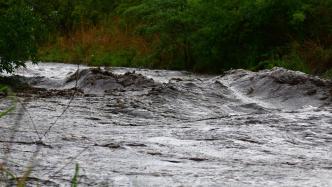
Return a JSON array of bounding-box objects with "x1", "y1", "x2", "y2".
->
[
  {"x1": 0, "y1": 85, "x2": 15, "y2": 118},
  {"x1": 0, "y1": 0, "x2": 44, "y2": 73},
  {"x1": 1, "y1": 0, "x2": 332, "y2": 74},
  {"x1": 71, "y1": 163, "x2": 80, "y2": 187},
  {"x1": 0, "y1": 162, "x2": 81, "y2": 186}
]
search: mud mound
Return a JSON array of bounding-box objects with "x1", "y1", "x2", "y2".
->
[
  {"x1": 65, "y1": 68, "x2": 158, "y2": 95},
  {"x1": 221, "y1": 67, "x2": 332, "y2": 109}
]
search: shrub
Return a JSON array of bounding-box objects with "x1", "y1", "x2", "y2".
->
[{"x1": 0, "y1": 0, "x2": 44, "y2": 73}]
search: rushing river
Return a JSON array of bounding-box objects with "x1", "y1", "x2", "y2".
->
[{"x1": 0, "y1": 62, "x2": 332, "y2": 187}]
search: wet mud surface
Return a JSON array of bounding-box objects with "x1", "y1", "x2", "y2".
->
[{"x1": 0, "y1": 63, "x2": 332, "y2": 186}]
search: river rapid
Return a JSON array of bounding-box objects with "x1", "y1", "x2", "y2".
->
[{"x1": 0, "y1": 62, "x2": 332, "y2": 187}]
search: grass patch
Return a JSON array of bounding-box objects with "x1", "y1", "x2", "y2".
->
[{"x1": 322, "y1": 69, "x2": 332, "y2": 79}]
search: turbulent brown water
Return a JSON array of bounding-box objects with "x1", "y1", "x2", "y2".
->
[{"x1": 0, "y1": 62, "x2": 332, "y2": 187}]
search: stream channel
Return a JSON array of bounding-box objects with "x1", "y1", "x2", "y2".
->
[{"x1": 0, "y1": 62, "x2": 332, "y2": 186}]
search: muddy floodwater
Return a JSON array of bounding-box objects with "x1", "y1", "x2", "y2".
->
[{"x1": 0, "y1": 62, "x2": 332, "y2": 187}]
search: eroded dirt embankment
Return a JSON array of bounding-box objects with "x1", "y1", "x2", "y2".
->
[{"x1": 0, "y1": 63, "x2": 332, "y2": 187}]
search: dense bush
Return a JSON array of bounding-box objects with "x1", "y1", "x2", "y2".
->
[
  {"x1": 2, "y1": 0, "x2": 331, "y2": 74},
  {"x1": 122, "y1": 0, "x2": 332, "y2": 73},
  {"x1": 0, "y1": 0, "x2": 43, "y2": 73}
]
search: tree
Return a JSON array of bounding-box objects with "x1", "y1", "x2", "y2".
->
[
  {"x1": 0, "y1": 0, "x2": 43, "y2": 73},
  {"x1": 123, "y1": 0, "x2": 196, "y2": 70}
]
